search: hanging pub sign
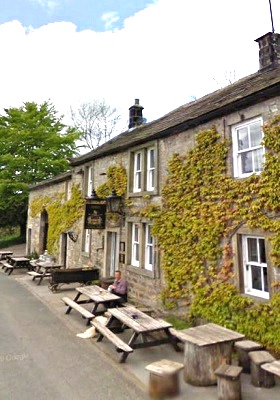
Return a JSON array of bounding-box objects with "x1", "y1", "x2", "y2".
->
[{"x1": 84, "y1": 202, "x2": 106, "y2": 229}]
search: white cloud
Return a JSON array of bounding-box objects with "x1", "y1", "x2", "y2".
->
[
  {"x1": 0, "y1": 0, "x2": 279, "y2": 131},
  {"x1": 101, "y1": 12, "x2": 120, "y2": 30}
]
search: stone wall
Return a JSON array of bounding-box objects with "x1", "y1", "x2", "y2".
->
[{"x1": 27, "y1": 95, "x2": 280, "y2": 310}]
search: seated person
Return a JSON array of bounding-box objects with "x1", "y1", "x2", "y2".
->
[{"x1": 108, "y1": 270, "x2": 127, "y2": 302}]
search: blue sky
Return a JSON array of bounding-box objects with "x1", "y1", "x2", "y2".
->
[
  {"x1": 0, "y1": 0, "x2": 152, "y2": 31},
  {"x1": 0, "y1": 0, "x2": 279, "y2": 132}
]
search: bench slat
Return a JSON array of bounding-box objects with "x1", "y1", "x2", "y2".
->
[
  {"x1": 27, "y1": 271, "x2": 45, "y2": 277},
  {"x1": 91, "y1": 319, "x2": 133, "y2": 354},
  {"x1": 62, "y1": 297, "x2": 95, "y2": 320}
]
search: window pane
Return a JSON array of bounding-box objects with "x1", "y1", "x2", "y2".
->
[
  {"x1": 253, "y1": 148, "x2": 263, "y2": 172},
  {"x1": 148, "y1": 246, "x2": 153, "y2": 264},
  {"x1": 247, "y1": 238, "x2": 258, "y2": 262},
  {"x1": 136, "y1": 172, "x2": 141, "y2": 189},
  {"x1": 264, "y1": 268, "x2": 268, "y2": 292},
  {"x1": 134, "y1": 225, "x2": 139, "y2": 241},
  {"x1": 136, "y1": 153, "x2": 141, "y2": 170},
  {"x1": 135, "y1": 243, "x2": 139, "y2": 261},
  {"x1": 241, "y1": 151, "x2": 253, "y2": 174},
  {"x1": 250, "y1": 122, "x2": 262, "y2": 147},
  {"x1": 237, "y1": 127, "x2": 249, "y2": 150},
  {"x1": 149, "y1": 149, "x2": 155, "y2": 168},
  {"x1": 259, "y1": 239, "x2": 266, "y2": 263},
  {"x1": 147, "y1": 225, "x2": 152, "y2": 243},
  {"x1": 251, "y1": 265, "x2": 262, "y2": 290}
]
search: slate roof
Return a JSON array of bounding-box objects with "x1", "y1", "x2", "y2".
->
[
  {"x1": 29, "y1": 170, "x2": 72, "y2": 190},
  {"x1": 70, "y1": 65, "x2": 280, "y2": 167}
]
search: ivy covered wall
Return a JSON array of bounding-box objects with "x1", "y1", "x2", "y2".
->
[
  {"x1": 150, "y1": 116, "x2": 280, "y2": 352},
  {"x1": 30, "y1": 184, "x2": 84, "y2": 254}
]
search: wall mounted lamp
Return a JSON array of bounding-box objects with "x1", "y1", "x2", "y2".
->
[{"x1": 106, "y1": 189, "x2": 123, "y2": 214}]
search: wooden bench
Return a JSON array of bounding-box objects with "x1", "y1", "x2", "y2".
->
[
  {"x1": 122, "y1": 302, "x2": 153, "y2": 316},
  {"x1": 90, "y1": 318, "x2": 133, "y2": 361},
  {"x1": 2, "y1": 262, "x2": 14, "y2": 275},
  {"x1": 215, "y1": 364, "x2": 243, "y2": 400},
  {"x1": 27, "y1": 271, "x2": 49, "y2": 281},
  {"x1": 234, "y1": 340, "x2": 263, "y2": 373},
  {"x1": 62, "y1": 297, "x2": 95, "y2": 325},
  {"x1": 145, "y1": 359, "x2": 184, "y2": 399},
  {"x1": 249, "y1": 350, "x2": 276, "y2": 388}
]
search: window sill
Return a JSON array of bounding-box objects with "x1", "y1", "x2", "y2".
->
[
  {"x1": 127, "y1": 264, "x2": 156, "y2": 279},
  {"x1": 128, "y1": 190, "x2": 158, "y2": 198}
]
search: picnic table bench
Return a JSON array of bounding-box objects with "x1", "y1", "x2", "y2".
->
[
  {"x1": 62, "y1": 297, "x2": 95, "y2": 325},
  {"x1": 3, "y1": 257, "x2": 31, "y2": 275},
  {"x1": 62, "y1": 285, "x2": 122, "y2": 324},
  {"x1": 91, "y1": 318, "x2": 134, "y2": 355},
  {"x1": 0, "y1": 251, "x2": 13, "y2": 261},
  {"x1": 27, "y1": 261, "x2": 62, "y2": 285},
  {"x1": 96, "y1": 306, "x2": 180, "y2": 363}
]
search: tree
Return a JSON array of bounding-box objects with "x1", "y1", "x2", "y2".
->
[
  {"x1": 0, "y1": 101, "x2": 79, "y2": 236},
  {"x1": 70, "y1": 99, "x2": 121, "y2": 150}
]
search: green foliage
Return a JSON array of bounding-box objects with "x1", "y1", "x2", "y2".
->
[
  {"x1": 0, "y1": 101, "x2": 79, "y2": 230},
  {"x1": 0, "y1": 226, "x2": 25, "y2": 248},
  {"x1": 148, "y1": 118, "x2": 280, "y2": 352},
  {"x1": 30, "y1": 185, "x2": 84, "y2": 254},
  {"x1": 96, "y1": 164, "x2": 127, "y2": 198}
]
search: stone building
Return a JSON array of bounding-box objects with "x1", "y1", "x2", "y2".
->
[{"x1": 27, "y1": 32, "x2": 280, "y2": 310}]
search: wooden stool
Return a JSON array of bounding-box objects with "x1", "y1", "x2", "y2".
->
[
  {"x1": 145, "y1": 359, "x2": 184, "y2": 399},
  {"x1": 249, "y1": 351, "x2": 276, "y2": 388},
  {"x1": 215, "y1": 364, "x2": 243, "y2": 400},
  {"x1": 234, "y1": 340, "x2": 263, "y2": 373}
]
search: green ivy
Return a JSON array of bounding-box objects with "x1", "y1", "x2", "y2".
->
[
  {"x1": 147, "y1": 118, "x2": 280, "y2": 352},
  {"x1": 96, "y1": 164, "x2": 127, "y2": 198},
  {"x1": 30, "y1": 184, "x2": 84, "y2": 253}
]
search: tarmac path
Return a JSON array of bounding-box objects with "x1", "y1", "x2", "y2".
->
[{"x1": 0, "y1": 270, "x2": 148, "y2": 400}]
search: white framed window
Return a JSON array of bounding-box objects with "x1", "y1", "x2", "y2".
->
[
  {"x1": 86, "y1": 166, "x2": 93, "y2": 197},
  {"x1": 133, "y1": 152, "x2": 142, "y2": 192},
  {"x1": 83, "y1": 229, "x2": 91, "y2": 253},
  {"x1": 232, "y1": 118, "x2": 264, "y2": 178},
  {"x1": 130, "y1": 144, "x2": 157, "y2": 194},
  {"x1": 242, "y1": 235, "x2": 269, "y2": 299},
  {"x1": 145, "y1": 224, "x2": 154, "y2": 271},
  {"x1": 132, "y1": 223, "x2": 140, "y2": 267},
  {"x1": 147, "y1": 148, "x2": 155, "y2": 191},
  {"x1": 130, "y1": 222, "x2": 155, "y2": 272}
]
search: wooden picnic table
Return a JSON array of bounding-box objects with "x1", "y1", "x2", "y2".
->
[
  {"x1": 4, "y1": 256, "x2": 31, "y2": 275},
  {"x1": 74, "y1": 285, "x2": 122, "y2": 314},
  {"x1": 98, "y1": 306, "x2": 181, "y2": 363},
  {"x1": 0, "y1": 251, "x2": 13, "y2": 260},
  {"x1": 27, "y1": 261, "x2": 63, "y2": 285},
  {"x1": 170, "y1": 323, "x2": 245, "y2": 386},
  {"x1": 63, "y1": 285, "x2": 123, "y2": 325}
]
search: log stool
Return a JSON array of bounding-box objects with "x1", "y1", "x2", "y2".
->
[
  {"x1": 215, "y1": 364, "x2": 243, "y2": 400},
  {"x1": 145, "y1": 359, "x2": 184, "y2": 399},
  {"x1": 234, "y1": 340, "x2": 263, "y2": 373},
  {"x1": 248, "y1": 351, "x2": 276, "y2": 388}
]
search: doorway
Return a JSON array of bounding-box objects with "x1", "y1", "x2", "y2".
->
[{"x1": 106, "y1": 231, "x2": 119, "y2": 277}]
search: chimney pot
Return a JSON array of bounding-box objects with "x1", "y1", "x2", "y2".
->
[
  {"x1": 255, "y1": 32, "x2": 280, "y2": 70},
  {"x1": 128, "y1": 99, "x2": 144, "y2": 129}
]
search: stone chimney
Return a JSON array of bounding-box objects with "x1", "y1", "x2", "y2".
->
[
  {"x1": 128, "y1": 99, "x2": 144, "y2": 129},
  {"x1": 255, "y1": 32, "x2": 280, "y2": 70}
]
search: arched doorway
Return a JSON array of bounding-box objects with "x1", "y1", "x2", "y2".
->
[{"x1": 39, "y1": 209, "x2": 49, "y2": 255}]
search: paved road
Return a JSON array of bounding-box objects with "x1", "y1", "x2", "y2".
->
[{"x1": 0, "y1": 272, "x2": 148, "y2": 400}]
